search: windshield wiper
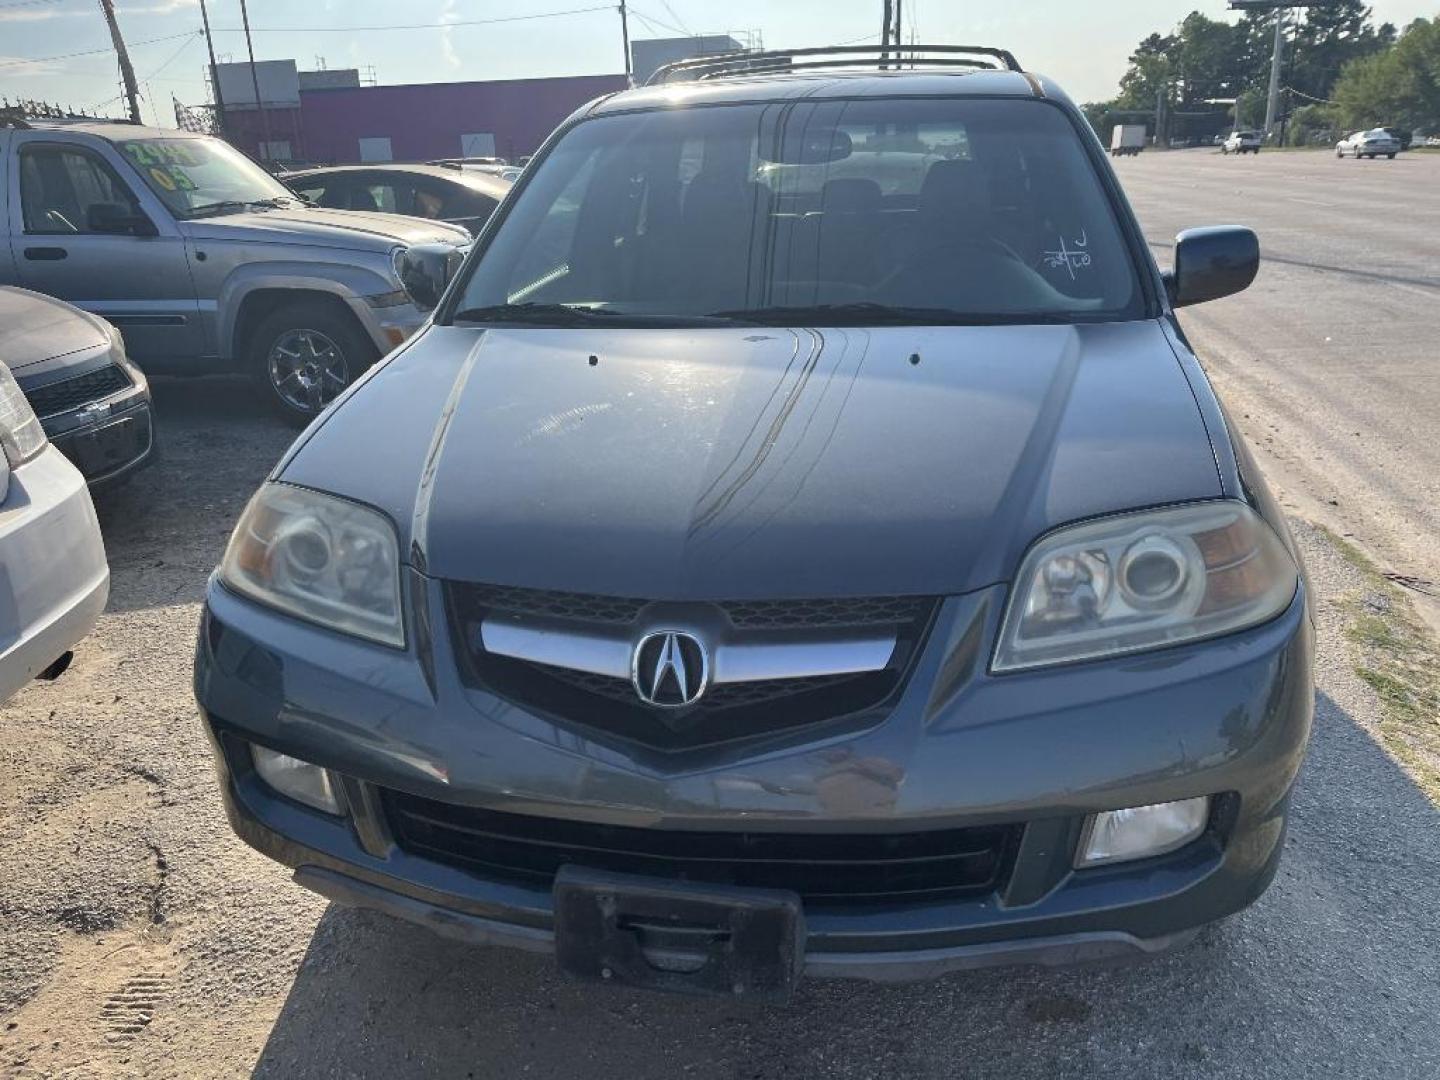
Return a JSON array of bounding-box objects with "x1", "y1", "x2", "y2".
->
[
  {"x1": 451, "y1": 303, "x2": 738, "y2": 328},
  {"x1": 709, "y1": 302, "x2": 1076, "y2": 326},
  {"x1": 252, "y1": 195, "x2": 310, "y2": 208},
  {"x1": 451, "y1": 303, "x2": 625, "y2": 326},
  {"x1": 184, "y1": 200, "x2": 251, "y2": 219}
]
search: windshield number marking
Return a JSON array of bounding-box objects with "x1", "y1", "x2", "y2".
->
[{"x1": 1043, "y1": 230, "x2": 1092, "y2": 279}]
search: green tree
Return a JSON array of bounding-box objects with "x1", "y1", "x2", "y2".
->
[{"x1": 1332, "y1": 16, "x2": 1440, "y2": 131}]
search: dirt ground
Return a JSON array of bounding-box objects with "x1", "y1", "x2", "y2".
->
[{"x1": 2, "y1": 151, "x2": 1439, "y2": 1078}]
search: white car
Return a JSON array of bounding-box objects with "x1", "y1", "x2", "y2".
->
[
  {"x1": 1221, "y1": 130, "x2": 1263, "y2": 155},
  {"x1": 1336, "y1": 129, "x2": 1400, "y2": 159},
  {"x1": 0, "y1": 358, "x2": 109, "y2": 702}
]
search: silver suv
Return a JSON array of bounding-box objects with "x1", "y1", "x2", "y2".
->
[{"x1": 1, "y1": 120, "x2": 468, "y2": 421}]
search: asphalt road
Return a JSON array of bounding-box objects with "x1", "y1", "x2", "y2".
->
[
  {"x1": 1116, "y1": 148, "x2": 1440, "y2": 627},
  {"x1": 1, "y1": 150, "x2": 1438, "y2": 1079}
]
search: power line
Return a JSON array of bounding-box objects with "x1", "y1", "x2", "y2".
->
[
  {"x1": 0, "y1": 29, "x2": 199, "y2": 69},
  {"x1": 0, "y1": 0, "x2": 65, "y2": 10},
  {"x1": 141, "y1": 29, "x2": 199, "y2": 82},
  {"x1": 209, "y1": 5, "x2": 614, "y2": 35},
  {"x1": 657, "y1": 0, "x2": 689, "y2": 35},
  {"x1": 625, "y1": 6, "x2": 686, "y2": 36}
]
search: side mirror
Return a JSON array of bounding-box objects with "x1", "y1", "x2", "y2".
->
[
  {"x1": 398, "y1": 243, "x2": 467, "y2": 310},
  {"x1": 1164, "y1": 226, "x2": 1259, "y2": 308},
  {"x1": 88, "y1": 202, "x2": 158, "y2": 237}
]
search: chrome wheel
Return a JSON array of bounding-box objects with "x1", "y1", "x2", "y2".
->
[{"x1": 267, "y1": 328, "x2": 349, "y2": 414}]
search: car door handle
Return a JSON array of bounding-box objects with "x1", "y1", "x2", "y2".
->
[{"x1": 23, "y1": 247, "x2": 68, "y2": 261}]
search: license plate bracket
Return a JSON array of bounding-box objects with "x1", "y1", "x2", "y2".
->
[{"x1": 553, "y1": 866, "x2": 804, "y2": 1002}]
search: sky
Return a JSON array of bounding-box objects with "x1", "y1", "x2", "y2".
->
[{"x1": 2, "y1": 0, "x2": 1434, "y2": 127}]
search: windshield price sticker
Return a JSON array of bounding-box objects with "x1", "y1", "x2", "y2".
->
[{"x1": 123, "y1": 141, "x2": 203, "y2": 168}]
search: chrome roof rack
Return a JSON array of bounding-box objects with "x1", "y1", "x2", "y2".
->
[{"x1": 645, "y1": 44, "x2": 1023, "y2": 86}]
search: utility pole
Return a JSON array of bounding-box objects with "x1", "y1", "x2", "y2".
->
[
  {"x1": 894, "y1": 0, "x2": 903, "y2": 58},
  {"x1": 618, "y1": 1, "x2": 632, "y2": 86},
  {"x1": 198, "y1": 0, "x2": 225, "y2": 134},
  {"x1": 1262, "y1": 6, "x2": 1285, "y2": 139},
  {"x1": 238, "y1": 0, "x2": 272, "y2": 156},
  {"x1": 97, "y1": 0, "x2": 141, "y2": 124},
  {"x1": 880, "y1": 0, "x2": 893, "y2": 68}
]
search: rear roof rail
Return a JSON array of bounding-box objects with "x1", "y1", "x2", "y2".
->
[{"x1": 645, "y1": 44, "x2": 1023, "y2": 86}]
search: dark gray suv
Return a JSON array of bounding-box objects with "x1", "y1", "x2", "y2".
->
[{"x1": 195, "y1": 45, "x2": 1312, "y2": 1001}]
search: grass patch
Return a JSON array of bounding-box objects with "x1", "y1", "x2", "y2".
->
[{"x1": 1323, "y1": 526, "x2": 1440, "y2": 802}]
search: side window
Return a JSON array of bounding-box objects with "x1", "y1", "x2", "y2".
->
[
  {"x1": 354, "y1": 182, "x2": 400, "y2": 213},
  {"x1": 20, "y1": 145, "x2": 139, "y2": 234}
]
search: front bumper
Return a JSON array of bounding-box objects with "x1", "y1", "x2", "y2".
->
[
  {"x1": 195, "y1": 575, "x2": 1313, "y2": 984},
  {"x1": 45, "y1": 396, "x2": 157, "y2": 488},
  {"x1": 0, "y1": 446, "x2": 109, "y2": 701},
  {"x1": 349, "y1": 296, "x2": 430, "y2": 354}
]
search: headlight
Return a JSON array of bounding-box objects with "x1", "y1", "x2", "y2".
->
[
  {"x1": 0, "y1": 363, "x2": 47, "y2": 468},
  {"x1": 104, "y1": 321, "x2": 146, "y2": 383},
  {"x1": 220, "y1": 483, "x2": 404, "y2": 647},
  {"x1": 391, "y1": 245, "x2": 409, "y2": 288},
  {"x1": 993, "y1": 502, "x2": 1297, "y2": 671}
]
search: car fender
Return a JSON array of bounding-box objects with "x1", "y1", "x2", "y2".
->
[{"x1": 215, "y1": 259, "x2": 395, "y2": 362}]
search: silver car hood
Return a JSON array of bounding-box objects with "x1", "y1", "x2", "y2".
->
[
  {"x1": 0, "y1": 287, "x2": 110, "y2": 373},
  {"x1": 181, "y1": 207, "x2": 468, "y2": 251}
]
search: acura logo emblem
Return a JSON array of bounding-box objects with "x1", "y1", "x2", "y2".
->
[{"x1": 632, "y1": 630, "x2": 709, "y2": 708}]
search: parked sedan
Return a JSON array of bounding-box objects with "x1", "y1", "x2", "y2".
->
[
  {"x1": 1336, "y1": 129, "x2": 1400, "y2": 159},
  {"x1": 284, "y1": 164, "x2": 511, "y2": 236},
  {"x1": 0, "y1": 357, "x2": 108, "y2": 702},
  {"x1": 1, "y1": 287, "x2": 155, "y2": 487}
]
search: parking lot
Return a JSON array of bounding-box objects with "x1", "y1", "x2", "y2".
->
[{"x1": 2, "y1": 150, "x2": 1438, "y2": 1079}]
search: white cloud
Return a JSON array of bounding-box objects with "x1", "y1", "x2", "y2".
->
[
  {"x1": 116, "y1": 0, "x2": 198, "y2": 14},
  {"x1": 439, "y1": 0, "x2": 460, "y2": 70},
  {"x1": 0, "y1": 55, "x2": 63, "y2": 75}
]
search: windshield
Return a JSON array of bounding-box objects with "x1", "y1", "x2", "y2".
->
[
  {"x1": 118, "y1": 138, "x2": 299, "y2": 218},
  {"x1": 451, "y1": 97, "x2": 1145, "y2": 326}
]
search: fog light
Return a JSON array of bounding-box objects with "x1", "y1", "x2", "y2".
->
[
  {"x1": 1077, "y1": 796, "x2": 1209, "y2": 867},
  {"x1": 252, "y1": 745, "x2": 343, "y2": 815}
]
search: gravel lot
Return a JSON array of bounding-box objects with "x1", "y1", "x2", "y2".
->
[{"x1": 2, "y1": 150, "x2": 1438, "y2": 1079}]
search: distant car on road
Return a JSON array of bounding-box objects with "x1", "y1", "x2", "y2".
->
[
  {"x1": 0, "y1": 356, "x2": 108, "y2": 702},
  {"x1": 1221, "y1": 130, "x2": 1262, "y2": 154},
  {"x1": 1336, "y1": 129, "x2": 1400, "y2": 159},
  {"x1": 1, "y1": 287, "x2": 154, "y2": 488},
  {"x1": 0, "y1": 120, "x2": 468, "y2": 423},
  {"x1": 286, "y1": 164, "x2": 512, "y2": 235}
]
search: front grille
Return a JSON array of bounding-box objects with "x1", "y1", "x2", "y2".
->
[
  {"x1": 448, "y1": 583, "x2": 938, "y2": 751},
  {"x1": 384, "y1": 790, "x2": 1019, "y2": 906},
  {"x1": 23, "y1": 364, "x2": 131, "y2": 419},
  {"x1": 467, "y1": 583, "x2": 934, "y2": 631}
]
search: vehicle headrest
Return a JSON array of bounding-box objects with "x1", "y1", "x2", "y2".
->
[
  {"x1": 919, "y1": 159, "x2": 990, "y2": 216},
  {"x1": 820, "y1": 177, "x2": 881, "y2": 214}
]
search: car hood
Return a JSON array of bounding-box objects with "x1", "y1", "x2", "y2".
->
[
  {"x1": 0, "y1": 286, "x2": 110, "y2": 373},
  {"x1": 281, "y1": 320, "x2": 1223, "y2": 598},
  {"x1": 181, "y1": 207, "x2": 468, "y2": 251}
]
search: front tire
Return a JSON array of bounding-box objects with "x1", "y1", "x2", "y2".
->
[{"x1": 248, "y1": 301, "x2": 379, "y2": 424}]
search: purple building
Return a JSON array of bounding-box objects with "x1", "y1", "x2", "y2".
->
[{"x1": 216, "y1": 61, "x2": 626, "y2": 165}]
